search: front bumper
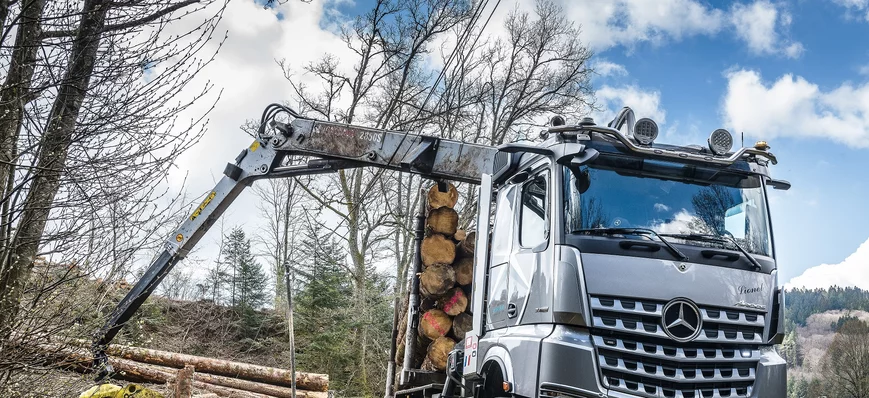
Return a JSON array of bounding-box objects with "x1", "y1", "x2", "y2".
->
[{"x1": 537, "y1": 325, "x2": 786, "y2": 398}]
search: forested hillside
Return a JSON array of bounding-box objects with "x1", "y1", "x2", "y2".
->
[{"x1": 785, "y1": 286, "x2": 869, "y2": 326}]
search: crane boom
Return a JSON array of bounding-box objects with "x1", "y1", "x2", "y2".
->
[{"x1": 91, "y1": 106, "x2": 500, "y2": 379}]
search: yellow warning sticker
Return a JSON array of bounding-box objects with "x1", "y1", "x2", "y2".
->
[
  {"x1": 190, "y1": 191, "x2": 216, "y2": 221},
  {"x1": 250, "y1": 140, "x2": 260, "y2": 152}
]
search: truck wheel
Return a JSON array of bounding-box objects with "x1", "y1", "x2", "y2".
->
[{"x1": 476, "y1": 364, "x2": 509, "y2": 398}]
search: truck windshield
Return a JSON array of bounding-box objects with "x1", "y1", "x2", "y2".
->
[{"x1": 563, "y1": 154, "x2": 773, "y2": 257}]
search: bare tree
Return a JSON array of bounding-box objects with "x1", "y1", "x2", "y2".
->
[
  {"x1": 822, "y1": 319, "x2": 869, "y2": 398},
  {"x1": 0, "y1": 0, "x2": 228, "y2": 388}
]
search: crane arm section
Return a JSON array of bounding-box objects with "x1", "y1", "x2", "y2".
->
[{"x1": 91, "y1": 106, "x2": 499, "y2": 379}]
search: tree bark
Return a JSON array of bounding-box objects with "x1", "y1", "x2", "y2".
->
[
  {"x1": 419, "y1": 263, "x2": 455, "y2": 298},
  {"x1": 426, "y1": 207, "x2": 458, "y2": 236},
  {"x1": 174, "y1": 365, "x2": 196, "y2": 398},
  {"x1": 420, "y1": 234, "x2": 456, "y2": 268},
  {"x1": 104, "y1": 344, "x2": 329, "y2": 391},
  {"x1": 427, "y1": 183, "x2": 458, "y2": 209}
]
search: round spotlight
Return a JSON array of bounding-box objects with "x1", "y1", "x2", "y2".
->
[
  {"x1": 708, "y1": 129, "x2": 733, "y2": 155},
  {"x1": 633, "y1": 118, "x2": 658, "y2": 145}
]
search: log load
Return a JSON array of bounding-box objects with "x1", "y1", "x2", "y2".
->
[
  {"x1": 421, "y1": 234, "x2": 456, "y2": 267},
  {"x1": 419, "y1": 309, "x2": 452, "y2": 340},
  {"x1": 437, "y1": 287, "x2": 468, "y2": 316},
  {"x1": 453, "y1": 257, "x2": 473, "y2": 286},
  {"x1": 427, "y1": 337, "x2": 456, "y2": 371},
  {"x1": 427, "y1": 183, "x2": 458, "y2": 210},
  {"x1": 453, "y1": 229, "x2": 467, "y2": 242},
  {"x1": 452, "y1": 313, "x2": 473, "y2": 340},
  {"x1": 420, "y1": 263, "x2": 456, "y2": 298},
  {"x1": 457, "y1": 232, "x2": 476, "y2": 258},
  {"x1": 426, "y1": 207, "x2": 459, "y2": 236},
  {"x1": 104, "y1": 344, "x2": 328, "y2": 392}
]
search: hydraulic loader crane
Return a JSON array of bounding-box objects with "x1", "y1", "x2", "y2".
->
[
  {"x1": 93, "y1": 103, "x2": 790, "y2": 398},
  {"x1": 91, "y1": 103, "x2": 502, "y2": 377}
]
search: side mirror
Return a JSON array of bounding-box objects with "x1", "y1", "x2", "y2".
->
[{"x1": 767, "y1": 178, "x2": 791, "y2": 191}]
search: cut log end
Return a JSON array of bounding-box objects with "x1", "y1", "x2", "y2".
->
[
  {"x1": 428, "y1": 183, "x2": 458, "y2": 209},
  {"x1": 427, "y1": 207, "x2": 459, "y2": 236},
  {"x1": 453, "y1": 257, "x2": 473, "y2": 286},
  {"x1": 419, "y1": 309, "x2": 452, "y2": 340},
  {"x1": 437, "y1": 287, "x2": 468, "y2": 316},
  {"x1": 452, "y1": 313, "x2": 473, "y2": 341},
  {"x1": 420, "y1": 264, "x2": 456, "y2": 298},
  {"x1": 453, "y1": 229, "x2": 467, "y2": 242},
  {"x1": 457, "y1": 232, "x2": 476, "y2": 258},
  {"x1": 427, "y1": 336, "x2": 456, "y2": 371},
  {"x1": 421, "y1": 234, "x2": 456, "y2": 267}
]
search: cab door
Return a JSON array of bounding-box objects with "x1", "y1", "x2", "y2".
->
[
  {"x1": 485, "y1": 184, "x2": 518, "y2": 330},
  {"x1": 507, "y1": 163, "x2": 551, "y2": 326}
]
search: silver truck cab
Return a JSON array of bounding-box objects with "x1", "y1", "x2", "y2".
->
[{"x1": 466, "y1": 113, "x2": 787, "y2": 398}]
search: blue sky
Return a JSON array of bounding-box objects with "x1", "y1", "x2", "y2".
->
[{"x1": 168, "y1": 0, "x2": 869, "y2": 289}]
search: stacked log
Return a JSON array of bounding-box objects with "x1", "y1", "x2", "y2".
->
[
  {"x1": 40, "y1": 340, "x2": 328, "y2": 398},
  {"x1": 407, "y1": 182, "x2": 477, "y2": 373}
]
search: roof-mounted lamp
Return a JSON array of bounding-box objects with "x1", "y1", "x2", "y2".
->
[
  {"x1": 632, "y1": 118, "x2": 658, "y2": 146},
  {"x1": 708, "y1": 129, "x2": 733, "y2": 156}
]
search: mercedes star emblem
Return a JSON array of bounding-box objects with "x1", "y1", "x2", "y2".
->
[{"x1": 661, "y1": 299, "x2": 703, "y2": 342}]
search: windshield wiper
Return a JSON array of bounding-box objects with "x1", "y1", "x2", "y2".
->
[
  {"x1": 660, "y1": 233, "x2": 763, "y2": 271},
  {"x1": 575, "y1": 228, "x2": 690, "y2": 262}
]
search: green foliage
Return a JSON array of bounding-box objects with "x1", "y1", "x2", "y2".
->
[
  {"x1": 786, "y1": 286, "x2": 869, "y2": 326},
  {"x1": 294, "y1": 224, "x2": 355, "y2": 390},
  {"x1": 780, "y1": 330, "x2": 802, "y2": 368}
]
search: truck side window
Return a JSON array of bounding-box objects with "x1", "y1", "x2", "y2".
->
[{"x1": 520, "y1": 173, "x2": 547, "y2": 248}]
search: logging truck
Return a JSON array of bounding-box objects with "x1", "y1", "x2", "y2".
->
[{"x1": 92, "y1": 104, "x2": 789, "y2": 398}]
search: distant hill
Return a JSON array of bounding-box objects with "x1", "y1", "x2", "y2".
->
[{"x1": 785, "y1": 286, "x2": 869, "y2": 327}]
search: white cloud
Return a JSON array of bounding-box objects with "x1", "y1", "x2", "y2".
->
[
  {"x1": 654, "y1": 203, "x2": 671, "y2": 212},
  {"x1": 594, "y1": 60, "x2": 628, "y2": 77},
  {"x1": 722, "y1": 69, "x2": 869, "y2": 148},
  {"x1": 595, "y1": 84, "x2": 667, "y2": 126},
  {"x1": 649, "y1": 209, "x2": 699, "y2": 234},
  {"x1": 560, "y1": 0, "x2": 724, "y2": 50},
  {"x1": 730, "y1": 1, "x2": 803, "y2": 58},
  {"x1": 786, "y1": 238, "x2": 869, "y2": 290},
  {"x1": 831, "y1": 0, "x2": 869, "y2": 21}
]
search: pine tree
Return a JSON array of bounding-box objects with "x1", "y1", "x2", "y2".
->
[
  {"x1": 294, "y1": 224, "x2": 355, "y2": 392},
  {"x1": 223, "y1": 227, "x2": 269, "y2": 310}
]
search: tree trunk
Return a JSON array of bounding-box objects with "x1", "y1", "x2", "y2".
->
[
  {"x1": 418, "y1": 309, "x2": 452, "y2": 340},
  {"x1": 0, "y1": 0, "x2": 105, "y2": 339},
  {"x1": 437, "y1": 287, "x2": 467, "y2": 316},
  {"x1": 426, "y1": 207, "x2": 458, "y2": 236},
  {"x1": 451, "y1": 313, "x2": 472, "y2": 341},
  {"x1": 104, "y1": 344, "x2": 329, "y2": 391},
  {"x1": 427, "y1": 336, "x2": 456, "y2": 371},
  {"x1": 419, "y1": 263, "x2": 455, "y2": 298},
  {"x1": 0, "y1": 0, "x2": 46, "y2": 340},
  {"x1": 453, "y1": 257, "x2": 473, "y2": 286},
  {"x1": 420, "y1": 234, "x2": 456, "y2": 268},
  {"x1": 427, "y1": 183, "x2": 458, "y2": 209}
]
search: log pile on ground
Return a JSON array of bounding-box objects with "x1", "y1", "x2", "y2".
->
[
  {"x1": 396, "y1": 182, "x2": 476, "y2": 374},
  {"x1": 40, "y1": 341, "x2": 328, "y2": 398}
]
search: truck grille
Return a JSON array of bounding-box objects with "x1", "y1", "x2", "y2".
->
[{"x1": 589, "y1": 295, "x2": 765, "y2": 398}]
